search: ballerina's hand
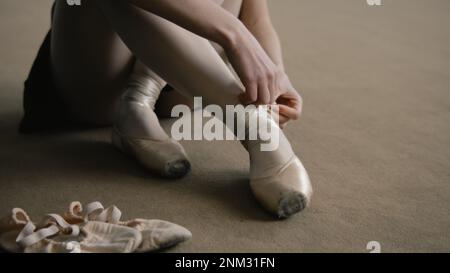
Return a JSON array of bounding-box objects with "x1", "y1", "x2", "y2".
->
[
  {"x1": 223, "y1": 22, "x2": 302, "y2": 127},
  {"x1": 274, "y1": 75, "x2": 303, "y2": 129},
  {"x1": 225, "y1": 23, "x2": 286, "y2": 105}
]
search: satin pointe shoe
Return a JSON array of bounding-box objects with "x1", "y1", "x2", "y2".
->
[{"x1": 113, "y1": 70, "x2": 191, "y2": 178}]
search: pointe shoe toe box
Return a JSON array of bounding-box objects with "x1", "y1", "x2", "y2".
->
[
  {"x1": 112, "y1": 129, "x2": 191, "y2": 178},
  {"x1": 250, "y1": 157, "x2": 313, "y2": 219}
]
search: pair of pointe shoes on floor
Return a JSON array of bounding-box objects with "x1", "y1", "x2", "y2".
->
[
  {"x1": 113, "y1": 75, "x2": 312, "y2": 219},
  {"x1": 113, "y1": 113, "x2": 313, "y2": 219},
  {"x1": 0, "y1": 202, "x2": 191, "y2": 253}
]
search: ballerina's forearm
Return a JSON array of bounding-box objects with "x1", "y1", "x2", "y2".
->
[{"x1": 240, "y1": 0, "x2": 285, "y2": 69}]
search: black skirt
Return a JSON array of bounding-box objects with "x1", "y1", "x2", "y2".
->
[
  {"x1": 19, "y1": 28, "x2": 71, "y2": 134},
  {"x1": 18, "y1": 1, "x2": 72, "y2": 134}
]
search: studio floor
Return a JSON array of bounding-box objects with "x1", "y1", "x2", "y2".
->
[{"x1": 1, "y1": 0, "x2": 449, "y2": 252}]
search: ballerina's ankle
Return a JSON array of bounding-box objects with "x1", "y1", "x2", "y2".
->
[
  {"x1": 241, "y1": 106, "x2": 296, "y2": 180},
  {"x1": 122, "y1": 74, "x2": 166, "y2": 110}
]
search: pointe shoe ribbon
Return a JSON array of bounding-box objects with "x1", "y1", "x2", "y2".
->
[
  {"x1": 0, "y1": 208, "x2": 34, "y2": 252},
  {"x1": 85, "y1": 201, "x2": 122, "y2": 224},
  {"x1": 15, "y1": 213, "x2": 82, "y2": 248},
  {"x1": 0, "y1": 210, "x2": 84, "y2": 253},
  {"x1": 0, "y1": 208, "x2": 61, "y2": 252}
]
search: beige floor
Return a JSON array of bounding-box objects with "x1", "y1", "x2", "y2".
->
[{"x1": 0, "y1": 0, "x2": 449, "y2": 252}]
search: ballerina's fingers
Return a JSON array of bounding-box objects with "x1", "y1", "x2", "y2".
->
[
  {"x1": 278, "y1": 104, "x2": 301, "y2": 121},
  {"x1": 278, "y1": 114, "x2": 290, "y2": 129}
]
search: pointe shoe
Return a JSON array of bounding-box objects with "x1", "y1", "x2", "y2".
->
[
  {"x1": 113, "y1": 69, "x2": 191, "y2": 178},
  {"x1": 0, "y1": 201, "x2": 191, "y2": 253},
  {"x1": 64, "y1": 201, "x2": 192, "y2": 252},
  {"x1": 24, "y1": 220, "x2": 143, "y2": 253},
  {"x1": 27, "y1": 224, "x2": 142, "y2": 253},
  {"x1": 0, "y1": 209, "x2": 140, "y2": 253},
  {"x1": 112, "y1": 127, "x2": 191, "y2": 178},
  {"x1": 250, "y1": 156, "x2": 313, "y2": 219}
]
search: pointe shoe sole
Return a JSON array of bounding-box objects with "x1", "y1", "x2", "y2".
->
[
  {"x1": 112, "y1": 128, "x2": 191, "y2": 178},
  {"x1": 250, "y1": 157, "x2": 313, "y2": 219}
]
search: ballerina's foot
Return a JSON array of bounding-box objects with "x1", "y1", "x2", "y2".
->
[
  {"x1": 113, "y1": 73, "x2": 191, "y2": 178},
  {"x1": 112, "y1": 126, "x2": 191, "y2": 178},
  {"x1": 250, "y1": 156, "x2": 313, "y2": 219}
]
